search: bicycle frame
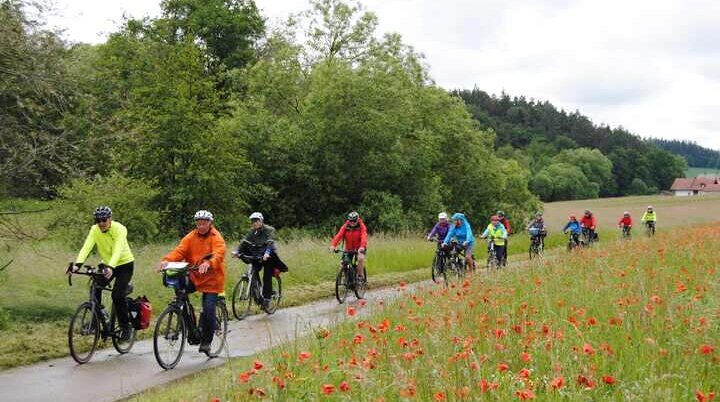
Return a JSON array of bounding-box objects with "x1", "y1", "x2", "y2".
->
[{"x1": 68, "y1": 266, "x2": 115, "y2": 335}]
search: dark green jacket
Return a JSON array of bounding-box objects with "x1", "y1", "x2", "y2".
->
[{"x1": 239, "y1": 224, "x2": 276, "y2": 256}]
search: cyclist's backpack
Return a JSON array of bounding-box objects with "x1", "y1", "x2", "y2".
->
[{"x1": 129, "y1": 296, "x2": 152, "y2": 330}]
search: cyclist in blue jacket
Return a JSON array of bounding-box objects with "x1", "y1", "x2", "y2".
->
[
  {"x1": 442, "y1": 212, "x2": 475, "y2": 271},
  {"x1": 563, "y1": 215, "x2": 582, "y2": 247}
]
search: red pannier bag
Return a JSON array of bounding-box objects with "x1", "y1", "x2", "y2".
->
[{"x1": 130, "y1": 295, "x2": 152, "y2": 330}]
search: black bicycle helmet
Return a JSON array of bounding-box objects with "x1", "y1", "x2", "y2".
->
[{"x1": 93, "y1": 206, "x2": 112, "y2": 220}]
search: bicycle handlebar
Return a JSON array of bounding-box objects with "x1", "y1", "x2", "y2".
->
[{"x1": 66, "y1": 263, "x2": 107, "y2": 287}]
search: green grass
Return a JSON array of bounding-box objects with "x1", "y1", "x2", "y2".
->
[{"x1": 128, "y1": 224, "x2": 720, "y2": 402}]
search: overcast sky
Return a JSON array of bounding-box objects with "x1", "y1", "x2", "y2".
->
[{"x1": 44, "y1": 0, "x2": 720, "y2": 150}]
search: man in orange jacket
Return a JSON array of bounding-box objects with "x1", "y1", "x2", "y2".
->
[{"x1": 159, "y1": 210, "x2": 226, "y2": 355}]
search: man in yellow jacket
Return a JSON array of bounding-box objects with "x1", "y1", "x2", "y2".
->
[
  {"x1": 641, "y1": 205, "x2": 657, "y2": 235},
  {"x1": 73, "y1": 206, "x2": 135, "y2": 340}
]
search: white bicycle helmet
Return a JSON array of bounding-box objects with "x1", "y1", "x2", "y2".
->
[
  {"x1": 249, "y1": 212, "x2": 264, "y2": 221},
  {"x1": 194, "y1": 210, "x2": 214, "y2": 221},
  {"x1": 438, "y1": 212, "x2": 448, "y2": 220}
]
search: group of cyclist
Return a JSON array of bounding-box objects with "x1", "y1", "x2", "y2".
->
[
  {"x1": 424, "y1": 205, "x2": 659, "y2": 269},
  {"x1": 69, "y1": 206, "x2": 368, "y2": 357}
]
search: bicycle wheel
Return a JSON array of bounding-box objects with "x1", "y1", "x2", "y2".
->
[
  {"x1": 263, "y1": 275, "x2": 282, "y2": 314},
  {"x1": 431, "y1": 254, "x2": 447, "y2": 284},
  {"x1": 68, "y1": 302, "x2": 100, "y2": 364},
  {"x1": 354, "y1": 267, "x2": 367, "y2": 299},
  {"x1": 335, "y1": 268, "x2": 349, "y2": 304},
  {"x1": 110, "y1": 302, "x2": 135, "y2": 354},
  {"x1": 153, "y1": 306, "x2": 186, "y2": 370},
  {"x1": 232, "y1": 276, "x2": 252, "y2": 320},
  {"x1": 487, "y1": 252, "x2": 498, "y2": 271},
  {"x1": 207, "y1": 301, "x2": 228, "y2": 358}
]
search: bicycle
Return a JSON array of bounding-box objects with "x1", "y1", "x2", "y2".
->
[
  {"x1": 620, "y1": 225, "x2": 632, "y2": 240},
  {"x1": 153, "y1": 260, "x2": 228, "y2": 370},
  {"x1": 231, "y1": 251, "x2": 282, "y2": 320},
  {"x1": 644, "y1": 221, "x2": 656, "y2": 237},
  {"x1": 445, "y1": 241, "x2": 467, "y2": 279},
  {"x1": 429, "y1": 239, "x2": 448, "y2": 284},
  {"x1": 486, "y1": 237, "x2": 501, "y2": 270},
  {"x1": 565, "y1": 231, "x2": 581, "y2": 251},
  {"x1": 334, "y1": 249, "x2": 368, "y2": 303},
  {"x1": 528, "y1": 228, "x2": 545, "y2": 261},
  {"x1": 581, "y1": 227, "x2": 595, "y2": 246},
  {"x1": 65, "y1": 263, "x2": 137, "y2": 364}
]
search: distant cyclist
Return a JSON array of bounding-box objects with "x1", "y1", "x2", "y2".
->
[
  {"x1": 159, "y1": 210, "x2": 226, "y2": 355},
  {"x1": 497, "y1": 211, "x2": 512, "y2": 266},
  {"x1": 563, "y1": 215, "x2": 582, "y2": 247},
  {"x1": 481, "y1": 215, "x2": 508, "y2": 266},
  {"x1": 330, "y1": 211, "x2": 368, "y2": 282},
  {"x1": 580, "y1": 209, "x2": 597, "y2": 243},
  {"x1": 527, "y1": 212, "x2": 547, "y2": 248},
  {"x1": 618, "y1": 211, "x2": 633, "y2": 237},
  {"x1": 74, "y1": 206, "x2": 135, "y2": 341},
  {"x1": 442, "y1": 212, "x2": 475, "y2": 271},
  {"x1": 641, "y1": 205, "x2": 657, "y2": 235}
]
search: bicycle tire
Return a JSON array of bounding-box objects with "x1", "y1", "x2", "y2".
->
[
  {"x1": 110, "y1": 302, "x2": 135, "y2": 354},
  {"x1": 263, "y1": 275, "x2": 282, "y2": 314},
  {"x1": 153, "y1": 305, "x2": 186, "y2": 370},
  {"x1": 68, "y1": 302, "x2": 100, "y2": 364},
  {"x1": 232, "y1": 276, "x2": 251, "y2": 320},
  {"x1": 353, "y1": 267, "x2": 367, "y2": 299},
  {"x1": 207, "y1": 301, "x2": 228, "y2": 357},
  {"x1": 487, "y1": 251, "x2": 498, "y2": 271},
  {"x1": 335, "y1": 268, "x2": 349, "y2": 304},
  {"x1": 431, "y1": 254, "x2": 447, "y2": 284}
]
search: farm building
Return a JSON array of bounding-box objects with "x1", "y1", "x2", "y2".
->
[{"x1": 670, "y1": 177, "x2": 720, "y2": 196}]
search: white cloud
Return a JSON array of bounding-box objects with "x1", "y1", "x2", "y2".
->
[{"x1": 47, "y1": 0, "x2": 720, "y2": 150}]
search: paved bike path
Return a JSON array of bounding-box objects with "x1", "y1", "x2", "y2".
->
[{"x1": 0, "y1": 285, "x2": 412, "y2": 402}]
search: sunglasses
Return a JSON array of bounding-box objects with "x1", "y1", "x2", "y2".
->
[{"x1": 95, "y1": 218, "x2": 109, "y2": 223}]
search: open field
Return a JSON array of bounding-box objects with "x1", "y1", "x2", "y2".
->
[
  {"x1": 128, "y1": 223, "x2": 720, "y2": 402},
  {"x1": 542, "y1": 193, "x2": 720, "y2": 231},
  {"x1": 2, "y1": 194, "x2": 720, "y2": 369}
]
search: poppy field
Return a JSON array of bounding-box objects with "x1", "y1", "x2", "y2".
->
[{"x1": 133, "y1": 223, "x2": 719, "y2": 401}]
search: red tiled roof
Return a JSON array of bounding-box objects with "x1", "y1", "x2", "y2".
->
[{"x1": 671, "y1": 177, "x2": 720, "y2": 192}]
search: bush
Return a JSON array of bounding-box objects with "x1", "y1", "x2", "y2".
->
[
  {"x1": 0, "y1": 306, "x2": 9, "y2": 330},
  {"x1": 48, "y1": 171, "x2": 162, "y2": 246},
  {"x1": 360, "y1": 191, "x2": 414, "y2": 233}
]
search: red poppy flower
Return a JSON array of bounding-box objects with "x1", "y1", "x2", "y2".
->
[
  {"x1": 516, "y1": 389, "x2": 535, "y2": 400},
  {"x1": 358, "y1": 299, "x2": 367, "y2": 307},
  {"x1": 238, "y1": 371, "x2": 252, "y2": 383},
  {"x1": 353, "y1": 333, "x2": 364, "y2": 344},
  {"x1": 210, "y1": 398, "x2": 221, "y2": 402},
  {"x1": 322, "y1": 384, "x2": 335, "y2": 395},
  {"x1": 583, "y1": 343, "x2": 595, "y2": 356},
  {"x1": 550, "y1": 376, "x2": 565, "y2": 390},
  {"x1": 339, "y1": 381, "x2": 351, "y2": 392},
  {"x1": 434, "y1": 392, "x2": 446, "y2": 401},
  {"x1": 699, "y1": 344, "x2": 715, "y2": 355},
  {"x1": 696, "y1": 391, "x2": 716, "y2": 402},
  {"x1": 299, "y1": 351, "x2": 312, "y2": 362},
  {"x1": 498, "y1": 362, "x2": 510, "y2": 372},
  {"x1": 520, "y1": 352, "x2": 531, "y2": 362},
  {"x1": 346, "y1": 306, "x2": 357, "y2": 316},
  {"x1": 272, "y1": 376, "x2": 286, "y2": 390},
  {"x1": 253, "y1": 360, "x2": 263, "y2": 370},
  {"x1": 602, "y1": 375, "x2": 616, "y2": 385}
]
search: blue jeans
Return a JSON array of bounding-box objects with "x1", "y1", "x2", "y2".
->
[{"x1": 187, "y1": 281, "x2": 217, "y2": 345}]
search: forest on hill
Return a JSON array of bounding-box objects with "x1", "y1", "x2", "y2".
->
[
  {"x1": 454, "y1": 89, "x2": 687, "y2": 201},
  {"x1": 648, "y1": 138, "x2": 720, "y2": 169}
]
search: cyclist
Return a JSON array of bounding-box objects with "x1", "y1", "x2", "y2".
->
[
  {"x1": 618, "y1": 211, "x2": 633, "y2": 237},
  {"x1": 159, "y1": 210, "x2": 226, "y2": 356},
  {"x1": 480, "y1": 215, "x2": 508, "y2": 266},
  {"x1": 330, "y1": 211, "x2": 368, "y2": 281},
  {"x1": 641, "y1": 205, "x2": 657, "y2": 234},
  {"x1": 235, "y1": 212, "x2": 281, "y2": 309},
  {"x1": 73, "y1": 206, "x2": 135, "y2": 341},
  {"x1": 497, "y1": 211, "x2": 511, "y2": 266},
  {"x1": 443, "y1": 212, "x2": 475, "y2": 270},
  {"x1": 426, "y1": 212, "x2": 451, "y2": 243},
  {"x1": 563, "y1": 215, "x2": 582, "y2": 247},
  {"x1": 580, "y1": 209, "x2": 597, "y2": 243},
  {"x1": 527, "y1": 212, "x2": 547, "y2": 248}
]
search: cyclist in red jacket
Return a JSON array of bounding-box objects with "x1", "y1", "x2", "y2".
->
[
  {"x1": 580, "y1": 209, "x2": 598, "y2": 243},
  {"x1": 330, "y1": 211, "x2": 368, "y2": 281},
  {"x1": 618, "y1": 211, "x2": 632, "y2": 238}
]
